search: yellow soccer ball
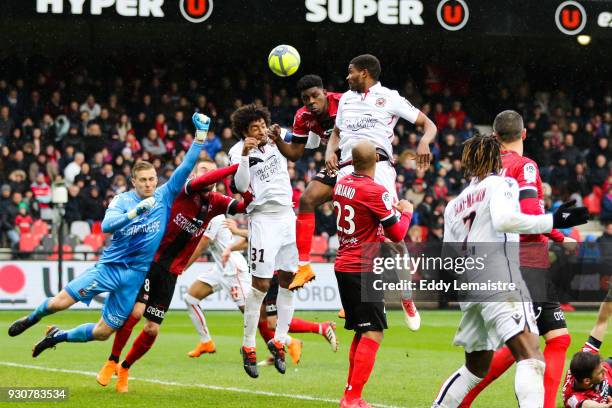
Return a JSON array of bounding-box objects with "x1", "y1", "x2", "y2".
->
[{"x1": 268, "y1": 45, "x2": 301, "y2": 77}]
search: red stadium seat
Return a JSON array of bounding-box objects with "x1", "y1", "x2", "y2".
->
[
  {"x1": 19, "y1": 233, "x2": 40, "y2": 252},
  {"x1": 310, "y1": 235, "x2": 328, "y2": 262},
  {"x1": 83, "y1": 234, "x2": 105, "y2": 253},
  {"x1": 48, "y1": 245, "x2": 74, "y2": 260},
  {"x1": 31, "y1": 220, "x2": 49, "y2": 236},
  {"x1": 91, "y1": 221, "x2": 103, "y2": 235}
]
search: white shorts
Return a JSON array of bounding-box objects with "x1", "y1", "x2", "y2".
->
[
  {"x1": 248, "y1": 209, "x2": 298, "y2": 279},
  {"x1": 453, "y1": 299, "x2": 539, "y2": 353},
  {"x1": 337, "y1": 160, "x2": 398, "y2": 201},
  {"x1": 197, "y1": 266, "x2": 251, "y2": 307}
]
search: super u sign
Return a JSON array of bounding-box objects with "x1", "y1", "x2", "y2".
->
[
  {"x1": 555, "y1": 0, "x2": 587, "y2": 35},
  {"x1": 180, "y1": 0, "x2": 214, "y2": 23}
]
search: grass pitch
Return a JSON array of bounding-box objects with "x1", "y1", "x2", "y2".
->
[{"x1": 0, "y1": 310, "x2": 607, "y2": 407}]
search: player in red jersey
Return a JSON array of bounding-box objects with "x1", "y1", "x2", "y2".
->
[
  {"x1": 268, "y1": 74, "x2": 342, "y2": 290},
  {"x1": 95, "y1": 159, "x2": 249, "y2": 393},
  {"x1": 333, "y1": 141, "x2": 413, "y2": 408},
  {"x1": 460, "y1": 110, "x2": 575, "y2": 408},
  {"x1": 563, "y1": 345, "x2": 612, "y2": 408}
]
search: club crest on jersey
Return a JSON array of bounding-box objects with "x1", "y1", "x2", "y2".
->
[
  {"x1": 523, "y1": 163, "x2": 537, "y2": 183},
  {"x1": 180, "y1": 0, "x2": 214, "y2": 23},
  {"x1": 375, "y1": 98, "x2": 386, "y2": 107}
]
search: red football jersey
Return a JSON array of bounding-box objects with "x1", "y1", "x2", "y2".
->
[
  {"x1": 333, "y1": 173, "x2": 399, "y2": 273},
  {"x1": 563, "y1": 350, "x2": 612, "y2": 407},
  {"x1": 501, "y1": 150, "x2": 562, "y2": 268},
  {"x1": 292, "y1": 92, "x2": 342, "y2": 145},
  {"x1": 154, "y1": 191, "x2": 237, "y2": 275}
]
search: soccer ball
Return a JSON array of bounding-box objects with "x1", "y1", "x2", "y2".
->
[{"x1": 268, "y1": 45, "x2": 301, "y2": 77}]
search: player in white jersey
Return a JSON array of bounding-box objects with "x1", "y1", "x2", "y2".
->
[
  {"x1": 228, "y1": 104, "x2": 299, "y2": 378},
  {"x1": 184, "y1": 214, "x2": 250, "y2": 358},
  {"x1": 433, "y1": 135, "x2": 588, "y2": 408},
  {"x1": 325, "y1": 54, "x2": 438, "y2": 331}
]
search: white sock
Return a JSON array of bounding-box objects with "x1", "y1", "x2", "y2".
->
[
  {"x1": 185, "y1": 294, "x2": 212, "y2": 343},
  {"x1": 274, "y1": 288, "x2": 294, "y2": 344},
  {"x1": 515, "y1": 359, "x2": 545, "y2": 408},
  {"x1": 284, "y1": 334, "x2": 292, "y2": 346},
  {"x1": 243, "y1": 287, "x2": 266, "y2": 348},
  {"x1": 432, "y1": 365, "x2": 482, "y2": 408}
]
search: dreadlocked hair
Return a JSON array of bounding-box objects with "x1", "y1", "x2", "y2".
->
[{"x1": 461, "y1": 134, "x2": 502, "y2": 181}]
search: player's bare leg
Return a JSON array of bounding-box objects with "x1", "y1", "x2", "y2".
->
[
  {"x1": 290, "y1": 180, "x2": 333, "y2": 290},
  {"x1": 185, "y1": 280, "x2": 217, "y2": 357},
  {"x1": 341, "y1": 330, "x2": 383, "y2": 408},
  {"x1": 97, "y1": 302, "x2": 145, "y2": 386},
  {"x1": 116, "y1": 319, "x2": 160, "y2": 393},
  {"x1": 584, "y1": 300, "x2": 612, "y2": 352}
]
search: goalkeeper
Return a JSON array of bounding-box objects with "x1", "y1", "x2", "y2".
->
[{"x1": 8, "y1": 113, "x2": 210, "y2": 358}]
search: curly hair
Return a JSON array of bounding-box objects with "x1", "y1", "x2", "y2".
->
[
  {"x1": 230, "y1": 104, "x2": 271, "y2": 139},
  {"x1": 461, "y1": 134, "x2": 502, "y2": 181}
]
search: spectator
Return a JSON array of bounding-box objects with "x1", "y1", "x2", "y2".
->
[
  {"x1": 315, "y1": 201, "x2": 336, "y2": 238},
  {"x1": 81, "y1": 186, "x2": 105, "y2": 223},
  {"x1": 1, "y1": 192, "x2": 23, "y2": 249},
  {"x1": 601, "y1": 186, "x2": 612, "y2": 224},
  {"x1": 203, "y1": 130, "x2": 222, "y2": 161},
  {"x1": 0, "y1": 105, "x2": 13, "y2": 143},
  {"x1": 405, "y1": 178, "x2": 426, "y2": 206},
  {"x1": 562, "y1": 133, "x2": 582, "y2": 167},
  {"x1": 8, "y1": 170, "x2": 28, "y2": 195},
  {"x1": 448, "y1": 100, "x2": 466, "y2": 129},
  {"x1": 590, "y1": 155, "x2": 609, "y2": 188},
  {"x1": 14, "y1": 203, "x2": 33, "y2": 235},
  {"x1": 64, "y1": 185, "x2": 83, "y2": 225},
  {"x1": 80, "y1": 94, "x2": 101, "y2": 120},
  {"x1": 31, "y1": 172, "x2": 52, "y2": 220},
  {"x1": 142, "y1": 129, "x2": 167, "y2": 157},
  {"x1": 64, "y1": 152, "x2": 85, "y2": 186}
]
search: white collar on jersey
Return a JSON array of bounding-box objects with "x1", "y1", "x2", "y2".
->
[{"x1": 354, "y1": 82, "x2": 381, "y2": 97}]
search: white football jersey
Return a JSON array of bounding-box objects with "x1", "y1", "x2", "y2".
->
[
  {"x1": 228, "y1": 140, "x2": 293, "y2": 213},
  {"x1": 203, "y1": 215, "x2": 248, "y2": 276},
  {"x1": 335, "y1": 82, "x2": 420, "y2": 162}
]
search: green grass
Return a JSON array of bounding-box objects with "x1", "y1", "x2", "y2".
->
[{"x1": 0, "y1": 310, "x2": 608, "y2": 407}]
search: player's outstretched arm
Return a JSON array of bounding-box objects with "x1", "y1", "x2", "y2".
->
[
  {"x1": 268, "y1": 124, "x2": 306, "y2": 161},
  {"x1": 101, "y1": 196, "x2": 156, "y2": 233},
  {"x1": 414, "y1": 112, "x2": 437, "y2": 171},
  {"x1": 223, "y1": 218, "x2": 248, "y2": 238},
  {"x1": 162, "y1": 113, "x2": 209, "y2": 200},
  {"x1": 186, "y1": 164, "x2": 239, "y2": 194},
  {"x1": 325, "y1": 126, "x2": 340, "y2": 173}
]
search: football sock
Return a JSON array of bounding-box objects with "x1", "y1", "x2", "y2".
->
[
  {"x1": 54, "y1": 323, "x2": 95, "y2": 343},
  {"x1": 123, "y1": 330, "x2": 157, "y2": 368},
  {"x1": 296, "y1": 212, "x2": 315, "y2": 264},
  {"x1": 345, "y1": 333, "x2": 361, "y2": 395},
  {"x1": 433, "y1": 365, "x2": 482, "y2": 408},
  {"x1": 289, "y1": 317, "x2": 320, "y2": 334},
  {"x1": 109, "y1": 314, "x2": 140, "y2": 361},
  {"x1": 185, "y1": 294, "x2": 212, "y2": 342},
  {"x1": 583, "y1": 335, "x2": 602, "y2": 352},
  {"x1": 345, "y1": 336, "x2": 380, "y2": 401},
  {"x1": 459, "y1": 346, "x2": 514, "y2": 407},
  {"x1": 243, "y1": 287, "x2": 266, "y2": 348},
  {"x1": 515, "y1": 359, "x2": 545, "y2": 408},
  {"x1": 28, "y1": 298, "x2": 53, "y2": 322},
  {"x1": 274, "y1": 288, "x2": 294, "y2": 344},
  {"x1": 258, "y1": 319, "x2": 275, "y2": 343},
  {"x1": 543, "y1": 334, "x2": 571, "y2": 408}
]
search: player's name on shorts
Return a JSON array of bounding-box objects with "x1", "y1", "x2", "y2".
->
[{"x1": 372, "y1": 279, "x2": 517, "y2": 292}]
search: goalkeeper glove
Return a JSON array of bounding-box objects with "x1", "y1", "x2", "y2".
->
[
  {"x1": 192, "y1": 112, "x2": 211, "y2": 142},
  {"x1": 127, "y1": 197, "x2": 156, "y2": 220},
  {"x1": 552, "y1": 200, "x2": 589, "y2": 229}
]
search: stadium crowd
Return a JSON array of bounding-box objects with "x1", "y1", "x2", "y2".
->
[{"x1": 0, "y1": 56, "x2": 610, "y2": 254}]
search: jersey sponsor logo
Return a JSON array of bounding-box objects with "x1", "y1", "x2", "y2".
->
[
  {"x1": 254, "y1": 155, "x2": 282, "y2": 182},
  {"x1": 173, "y1": 212, "x2": 204, "y2": 236},
  {"x1": 382, "y1": 192, "x2": 392, "y2": 210},
  {"x1": 344, "y1": 114, "x2": 378, "y2": 131},
  {"x1": 436, "y1": 0, "x2": 469, "y2": 31},
  {"x1": 179, "y1": 0, "x2": 213, "y2": 23},
  {"x1": 555, "y1": 1, "x2": 587, "y2": 35},
  {"x1": 36, "y1": 0, "x2": 165, "y2": 17},
  {"x1": 523, "y1": 163, "x2": 537, "y2": 183},
  {"x1": 146, "y1": 305, "x2": 165, "y2": 319},
  {"x1": 305, "y1": 0, "x2": 424, "y2": 26},
  {"x1": 123, "y1": 220, "x2": 161, "y2": 236}
]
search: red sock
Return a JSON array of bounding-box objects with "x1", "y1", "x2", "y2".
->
[
  {"x1": 296, "y1": 212, "x2": 315, "y2": 263},
  {"x1": 345, "y1": 336, "x2": 380, "y2": 401},
  {"x1": 258, "y1": 319, "x2": 274, "y2": 343},
  {"x1": 289, "y1": 318, "x2": 320, "y2": 334},
  {"x1": 543, "y1": 334, "x2": 571, "y2": 408},
  {"x1": 345, "y1": 334, "x2": 361, "y2": 396},
  {"x1": 124, "y1": 330, "x2": 157, "y2": 367},
  {"x1": 459, "y1": 346, "x2": 514, "y2": 407},
  {"x1": 110, "y1": 314, "x2": 140, "y2": 360}
]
